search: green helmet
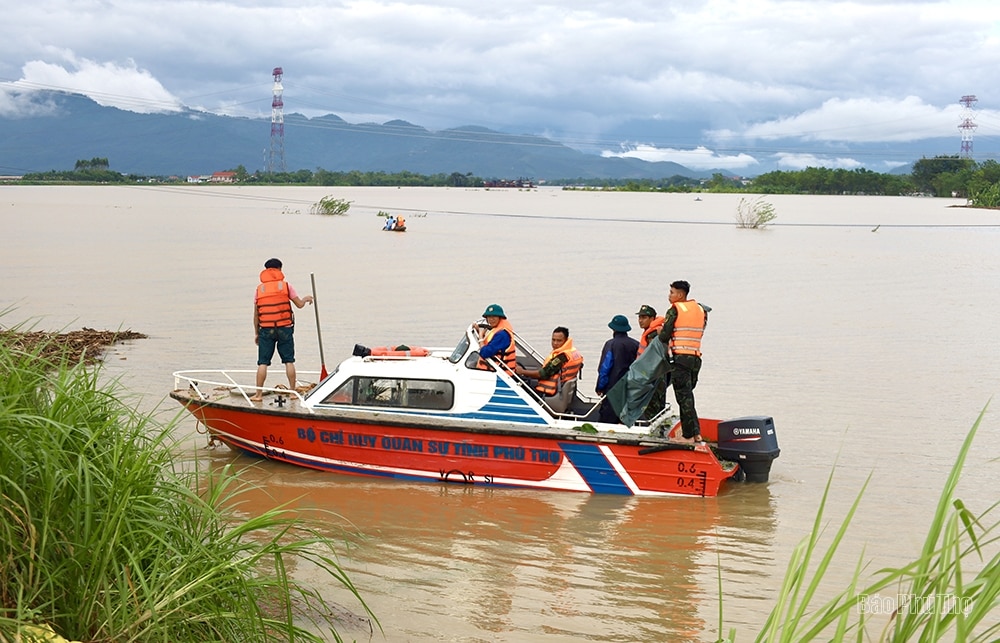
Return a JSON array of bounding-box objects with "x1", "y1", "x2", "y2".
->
[{"x1": 482, "y1": 304, "x2": 507, "y2": 318}]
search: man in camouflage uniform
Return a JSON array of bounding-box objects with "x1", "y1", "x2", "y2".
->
[{"x1": 658, "y1": 281, "x2": 710, "y2": 442}]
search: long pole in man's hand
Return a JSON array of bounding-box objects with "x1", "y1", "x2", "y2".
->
[{"x1": 310, "y1": 273, "x2": 328, "y2": 379}]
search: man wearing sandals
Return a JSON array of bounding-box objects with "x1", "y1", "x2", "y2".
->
[
  {"x1": 252, "y1": 258, "x2": 313, "y2": 402},
  {"x1": 658, "y1": 280, "x2": 710, "y2": 443}
]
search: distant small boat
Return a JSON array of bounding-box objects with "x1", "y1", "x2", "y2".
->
[{"x1": 383, "y1": 216, "x2": 407, "y2": 232}]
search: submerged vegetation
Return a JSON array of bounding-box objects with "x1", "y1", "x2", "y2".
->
[
  {"x1": 309, "y1": 195, "x2": 352, "y2": 216},
  {"x1": 735, "y1": 197, "x2": 777, "y2": 229},
  {"x1": 0, "y1": 326, "x2": 146, "y2": 364},
  {"x1": 721, "y1": 406, "x2": 999, "y2": 642},
  {"x1": 0, "y1": 321, "x2": 374, "y2": 642}
]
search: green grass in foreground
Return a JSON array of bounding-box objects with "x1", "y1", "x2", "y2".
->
[
  {"x1": 719, "y1": 403, "x2": 999, "y2": 642},
  {"x1": 0, "y1": 321, "x2": 376, "y2": 642}
]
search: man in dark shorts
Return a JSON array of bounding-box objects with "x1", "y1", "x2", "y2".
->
[{"x1": 252, "y1": 258, "x2": 313, "y2": 402}]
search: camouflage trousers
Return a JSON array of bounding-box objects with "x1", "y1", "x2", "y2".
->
[
  {"x1": 639, "y1": 374, "x2": 670, "y2": 421},
  {"x1": 671, "y1": 355, "x2": 702, "y2": 438}
]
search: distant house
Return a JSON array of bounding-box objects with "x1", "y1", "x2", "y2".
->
[{"x1": 211, "y1": 171, "x2": 237, "y2": 183}]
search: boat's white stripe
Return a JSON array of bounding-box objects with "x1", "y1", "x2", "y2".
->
[
  {"x1": 599, "y1": 444, "x2": 641, "y2": 494},
  {"x1": 215, "y1": 429, "x2": 697, "y2": 497}
]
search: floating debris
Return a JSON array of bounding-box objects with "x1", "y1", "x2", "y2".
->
[{"x1": 0, "y1": 327, "x2": 147, "y2": 364}]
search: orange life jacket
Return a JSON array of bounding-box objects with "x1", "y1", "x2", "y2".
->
[
  {"x1": 637, "y1": 316, "x2": 666, "y2": 356},
  {"x1": 669, "y1": 300, "x2": 705, "y2": 356},
  {"x1": 256, "y1": 268, "x2": 293, "y2": 328},
  {"x1": 535, "y1": 338, "x2": 584, "y2": 396},
  {"x1": 477, "y1": 318, "x2": 517, "y2": 372}
]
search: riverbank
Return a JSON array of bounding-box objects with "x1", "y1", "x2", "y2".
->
[{"x1": 0, "y1": 326, "x2": 147, "y2": 364}]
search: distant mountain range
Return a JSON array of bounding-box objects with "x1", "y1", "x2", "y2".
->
[{"x1": 0, "y1": 91, "x2": 717, "y2": 180}]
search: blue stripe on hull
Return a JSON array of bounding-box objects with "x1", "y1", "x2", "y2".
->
[{"x1": 558, "y1": 442, "x2": 632, "y2": 495}]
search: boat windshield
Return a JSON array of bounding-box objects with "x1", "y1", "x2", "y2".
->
[{"x1": 448, "y1": 333, "x2": 470, "y2": 364}]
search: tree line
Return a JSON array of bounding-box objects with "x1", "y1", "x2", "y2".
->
[{"x1": 17, "y1": 156, "x2": 1000, "y2": 207}]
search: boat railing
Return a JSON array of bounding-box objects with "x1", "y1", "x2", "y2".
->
[
  {"x1": 502, "y1": 331, "x2": 605, "y2": 422},
  {"x1": 509, "y1": 329, "x2": 672, "y2": 430},
  {"x1": 173, "y1": 369, "x2": 321, "y2": 412},
  {"x1": 471, "y1": 324, "x2": 612, "y2": 424}
]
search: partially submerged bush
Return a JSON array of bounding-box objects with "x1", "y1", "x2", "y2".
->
[
  {"x1": 735, "y1": 196, "x2": 777, "y2": 229},
  {"x1": 0, "y1": 323, "x2": 375, "y2": 642},
  {"x1": 968, "y1": 182, "x2": 1000, "y2": 208},
  {"x1": 310, "y1": 196, "x2": 351, "y2": 216}
]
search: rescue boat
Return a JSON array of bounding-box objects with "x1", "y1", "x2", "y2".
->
[{"x1": 170, "y1": 323, "x2": 779, "y2": 497}]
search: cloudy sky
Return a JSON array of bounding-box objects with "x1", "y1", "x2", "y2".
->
[{"x1": 4, "y1": 0, "x2": 1000, "y2": 171}]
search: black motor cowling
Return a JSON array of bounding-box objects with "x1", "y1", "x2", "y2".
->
[{"x1": 716, "y1": 416, "x2": 780, "y2": 483}]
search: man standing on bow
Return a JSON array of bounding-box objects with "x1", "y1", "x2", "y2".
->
[{"x1": 252, "y1": 258, "x2": 313, "y2": 402}]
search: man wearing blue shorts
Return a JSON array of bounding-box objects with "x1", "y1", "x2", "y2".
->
[{"x1": 252, "y1": 258, "x2": 313, "y2": 402}]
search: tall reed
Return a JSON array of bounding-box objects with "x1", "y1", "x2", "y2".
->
[
  {"x1": 0, "y1": 321, "x2": 374, "y2": 642},
  {"x1": 729, "y1": 405, "x2": 999, "y2": 642}
]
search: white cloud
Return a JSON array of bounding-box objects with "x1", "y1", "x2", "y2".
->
[
  {"x1": 10, "y1": 51, "x2": 182, "y2": 114},
  {"x1": 772, "y1": 153, "x2": 863, "y2": 171},
  {"x1": 717, "y1": 96, "x2": 966, "y2": 143},
  {"x1": 602, "y1": 144, "x2": 760, "y2": 171}
]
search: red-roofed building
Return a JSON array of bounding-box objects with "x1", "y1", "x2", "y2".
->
[{"x1": 210, "y1": 171, "x2": 237, "y2": 183}]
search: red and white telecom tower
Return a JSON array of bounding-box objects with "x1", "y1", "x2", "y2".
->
[
  {"x1": 959, "y1": 95, "x2": 978, "y2": 159},
  {"x1": 267, "y1": 67, "x2": 286, "y2": 174}
]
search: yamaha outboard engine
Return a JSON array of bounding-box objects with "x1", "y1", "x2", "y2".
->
[{"x1": 716, "y1": 416, "x2": 780, "y2": 483}]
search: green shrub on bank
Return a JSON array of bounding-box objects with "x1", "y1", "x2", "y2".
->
[
  {"x1": 0, "y1": 322, "x2": 375, "y2": 642},
  {"x1": 968, "y1": 182, "x2": 1000, "y2": 208}
]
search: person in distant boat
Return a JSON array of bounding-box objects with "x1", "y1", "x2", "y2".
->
[
  {"x1": 596, "y1": 314, "x2": 639, "y2": 423},
  {"x1": 395, "y1": 215, "x2": 406, "y2": 230},
  {"x1": 252, "y1": 258, "x2": 313, "y2": 402},
  {"x1": 476, "y1": 304, "x2": 517, "y2": 373},
  {"x1": 383, "y1": 215, "x2": 396, "y2": 230},
  {"x1": 636, "y1": 304, "x2": 668, "y2": 420},
  {"x1": 657, "y1": 280, "x2": 710, "y2": 443},
  {"x1": 515, "y1": 326, "x2": 584, "y2": 413}
]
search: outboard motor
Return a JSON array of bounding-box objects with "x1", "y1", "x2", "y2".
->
[{"x1": 716, "y1": 416, "x2": 780, "y2": 483}]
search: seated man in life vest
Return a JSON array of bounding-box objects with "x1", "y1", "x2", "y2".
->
[
  {"x1": 515, "y1": 326, "x2": 584, "y2": 414},
  {"x1": 476, "y1": 304, "x2": 517, "y2": 373}
]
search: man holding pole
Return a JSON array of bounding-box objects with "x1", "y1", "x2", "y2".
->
[{"x1": 251, "y1": 257, "x2": 313, "y2": 402}]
